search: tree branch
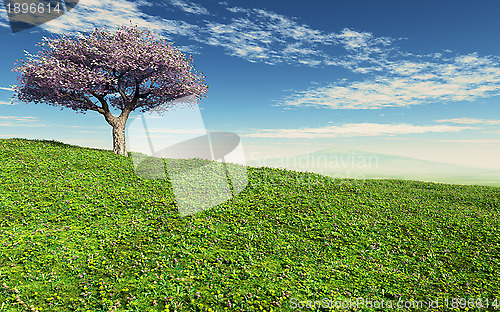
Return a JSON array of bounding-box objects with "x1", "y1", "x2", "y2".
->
[
  {"x1": 88, "y1": 90, "x2": 110, "y2": 113},
  {"x1": 116, "y1": 79, "x2": 131, "y2": 105},
  {"x1": 130, "y1": 77, "x2": 140, "y2": 106},
  {"x1": 127, "y1": 77, "x2": 147, "y2": 112},
  {"x1": 60, "y1": 91, "x2": 101, "y2": 112}
]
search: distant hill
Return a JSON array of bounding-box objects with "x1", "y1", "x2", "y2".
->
[{"x1": 246, "y1": 147, "x2": 500, "y2": 187}]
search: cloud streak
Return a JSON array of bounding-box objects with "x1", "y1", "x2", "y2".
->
[
  {"x1": 169, "y1": 0, "x2": 210, "y2": 15},
  {"x1": 436, "y1": 118, "x2": 500, "y2": 125},
  {"x1": 244, "y1": 123, "x2": 476, "y2": 139},
  {"x1": 438, "y1": 139, "x2": 500, "y2": 143},
  {"x1": 0, "y1": 116, "x2": 38, "y2": 121},
  {"x1": 0, "y1": 116, "x2": 45, "y2": 127}
]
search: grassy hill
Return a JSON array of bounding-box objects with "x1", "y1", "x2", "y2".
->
[{"x1": 0, "y1": 138, "x2": 499, "y2": 311}]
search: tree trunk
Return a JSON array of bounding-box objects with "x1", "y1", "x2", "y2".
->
[{"x1": 112, "y1": 118, "x2": 127, "y2": 156}]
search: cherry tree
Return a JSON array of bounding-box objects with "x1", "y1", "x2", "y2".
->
[{"x1": 12, "y1": 24, "x2": 208, "y2": 156}]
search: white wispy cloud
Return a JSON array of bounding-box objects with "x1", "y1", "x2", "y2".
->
[
  {"x1": 24, "y1": 0, "x2": 200, "y2": 40},
  {"x1": 279, "y1": 53, "x2": 500, "y2": 109},
  {"x1": 438, "y1": 139, "x2": 500, "y2": 143},
  {"x1": 169, "y1": 0, "x2": 210, "y2": 15},
  {"x1": 0, "y1": 86, "x2": 14, "y2": 91},
  {"x1": 78, "y1": 130, "x2": 105, "y2": 133},
  {"x1": 145, "y1": 128, "x2": 206, "y2": 134},
  {"x1": 244, "y1": 123, "x2": 476, "y2": 139},
  {"x1": 0, "y1": 1, "x2": 9, "y2": 28},
  {"x1": 0, "y1": 116, "x2": 38, "y2": 121},
  {"x1": 0, "y1": 116, "x2": 45, "y2": 127},
  {"x1": 202, "y1": 19, "x2": 271, "y2": 61},
  {"x1": 0, "y1": 19, "x2": 8, "y2": 29},
  {"x1": 0, "y1": 0, "x2": 395, "y2": 67},
  {"x1": 436, "y1": 118, "x2": 500, "y2": 125},
  {"x1": 336, "y1": 28, "x2": 393, "y2": 52},
  {"x1": 196, "y1": 7, "x2": 395, "y2": 66},
  {"x1": 225, "y1": 6, "x2": 248, "y2": 14},
  {"x1": 0, "y1": 101, "x2": 16, "y2": 105}
]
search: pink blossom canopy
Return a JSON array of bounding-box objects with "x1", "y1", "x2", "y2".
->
[{"x1": 12, "y1": 24, "x2": 208, "y2": 114}]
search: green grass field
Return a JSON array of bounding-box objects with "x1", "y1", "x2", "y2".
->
[{"x1": 0, "y1": 138, "x2": 499, "y2": 311}]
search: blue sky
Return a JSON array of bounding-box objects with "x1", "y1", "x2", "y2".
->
[{"x1": 1, "y1": 0, "x2": 500, "y2": 170}]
